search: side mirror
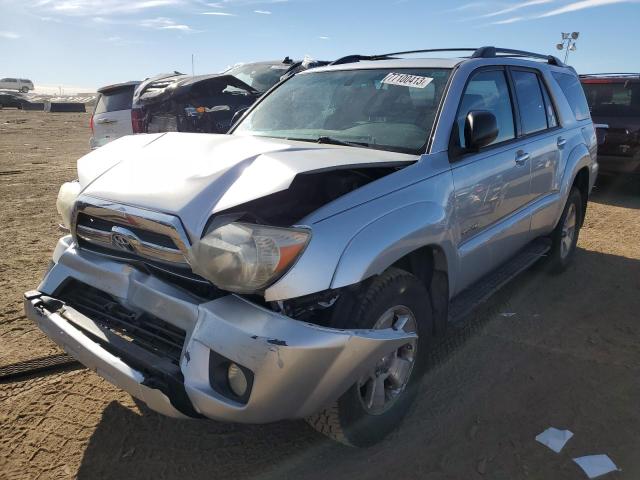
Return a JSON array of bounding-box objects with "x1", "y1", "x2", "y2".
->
[
  {"x1": 230, "y1": 106, "x2": 250, "y2": 130},
  {"x1": 464, "y1": 110, "x2": 499, "y2": 150}
]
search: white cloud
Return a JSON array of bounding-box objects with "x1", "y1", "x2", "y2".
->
[
  {"x1": 140, "y1": 16, "x2": 193, "y2": 31},
  {"x1": 0, "y1": 31, "x2": 21, "y2": 39},
  {"x1": 201, "y1": 11, "x2": 236, "y2": 15},
  {"x1": 537, "y1": 0, "x2": 638, "y2": 17},
  {"x1": 254, "y1": 9, "x2": 271, "y2": 13},
  {"x1": 491, "y1": 15, "x2": 526, "y2": 23},
  {"x1": 318, "y1": 36, "x2": 329, "y2": 40},
  {"x1": 482, "y1": 0, "x2": 555, "y2": 18},
  {"x1": 24, "y1": 0, "x2": 182, "y2": 16}
]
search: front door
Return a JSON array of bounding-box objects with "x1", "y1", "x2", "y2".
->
[{"x1": 451, "y1": 68, "x2": 532, "y2": 292}]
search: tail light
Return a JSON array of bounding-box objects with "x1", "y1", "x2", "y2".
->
[
  {"x1": 89, "y1": 114, "x2": 94, "y2": 134},
  {"x1": 131, "y1": 108, "x2": 145, "y2": 133}
]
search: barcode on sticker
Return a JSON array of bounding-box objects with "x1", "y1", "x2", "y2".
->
[{"x1": 381, "y1": 72, "x2": 433, "y2": 89}]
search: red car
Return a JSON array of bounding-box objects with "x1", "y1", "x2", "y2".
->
[{"x1": 580, "y1": 73, "x2": 640, "y2": 175}]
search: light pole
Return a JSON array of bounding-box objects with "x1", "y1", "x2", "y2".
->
[{"x1": 556, "y1": 32, "x2": 579, "y2": 64}]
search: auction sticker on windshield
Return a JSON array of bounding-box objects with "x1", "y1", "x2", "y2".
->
[{"x1": 382, "y1": 72, "x2": 433, "y2": 89}]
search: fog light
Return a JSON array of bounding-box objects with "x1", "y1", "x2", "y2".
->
[{"x1": 227, "y1": 363, "x2": 248, "y2": 398}]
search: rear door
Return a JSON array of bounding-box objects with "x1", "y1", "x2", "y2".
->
[
  {"x1": 451, "y1": 67, "x2": 533, "y2": 291},
  {"x1": 509, "y1": 68, "x2": 562, "y2": 203},
  {"x1": 91, "y1": 85, "x2": 136, "y2": 148}
]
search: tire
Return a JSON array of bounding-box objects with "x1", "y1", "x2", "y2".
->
[
  {"x1": 548, "y1": 187, "x2": 583, "y2": 273},
  {"x1": 306, "y1": 268, "x2": 433, "y2": 447},
  {"x1": 20, "y1": 87, "x2": 28, "y2": 93}
]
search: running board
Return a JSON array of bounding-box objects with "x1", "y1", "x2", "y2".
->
[{"x1": 448, "y1": 238, "x2": 551, "y2": 325}]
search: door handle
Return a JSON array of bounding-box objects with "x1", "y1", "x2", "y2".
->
[
  {"x1": 515, "y1": 151, "x2": 530, "y2": 166},
  {"x1": 557, "y1": 137, "x2": 567, "y2": 148}
]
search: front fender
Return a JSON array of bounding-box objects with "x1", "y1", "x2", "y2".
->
[{"x1": 331, "y1": 202, "x2": 456, "y2": 292}]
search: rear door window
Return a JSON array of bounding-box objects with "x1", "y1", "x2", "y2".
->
[
  {"x1": 94, "y1": 87, "x2": 134, "y2": 114},
  {"x1": 512, "y1": 70, "x2": 548, "y2": 135},
  {"x1": 552, "y1": 72, "x2": 591, "y2": 121},
  {"x1": 456, "y1": 69, "x2": 515, "y2": 147}
]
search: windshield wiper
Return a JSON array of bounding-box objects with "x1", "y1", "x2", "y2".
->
[{"x1": 316, "y1": 136, "x2": 370, "y2": 148}]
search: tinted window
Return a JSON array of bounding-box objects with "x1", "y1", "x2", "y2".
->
[
  {"x1": 457, "y1": 70, "x2": 515, "y2": 147},
  {"x1": 4, "y1": 78, "x2": 17, "y2": 82},
  {"x1": 512, "y1": 70, "x2": 548, "y2": 134},
  {"x1": 94, "y1": 87, "x2": 134, "y2": 114},
  {"x1": 20, "y1": 79, "x2": 31, "y2": 83},
  {"x1": 553, "y1": 72, "x2": 590, "y2": 121},
  {"x1": 582, "y1": 82, "x2": 640, "y2": 117},
  {"x1": 540, "y1": 79, "x2": 558, "y2": 128}
]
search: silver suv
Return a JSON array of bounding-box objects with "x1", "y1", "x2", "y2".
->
[{"x1": 26, "y1": 47, "x2": 597, "y2": 447}]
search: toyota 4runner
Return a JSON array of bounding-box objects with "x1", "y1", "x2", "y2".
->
[{"x1": 26, "y1": 47, "x2": 597, "y2": 447}]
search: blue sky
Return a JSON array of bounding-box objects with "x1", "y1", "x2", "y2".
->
[{"x1": 1, "y1": 0, "x2": 639, "y2": 90}]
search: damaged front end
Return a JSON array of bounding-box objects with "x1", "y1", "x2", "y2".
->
[
  {"x1": 132, "y1": 73, "x2": 260, "y2": 135},
  {"x1": 25, "y1": 236, "x2": 415, "y2": 421}
]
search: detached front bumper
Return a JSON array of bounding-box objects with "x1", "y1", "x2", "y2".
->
[{"x1": 26, "y1": 237, "x2": 415, "y2": 423}]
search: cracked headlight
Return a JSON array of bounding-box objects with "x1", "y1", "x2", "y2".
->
[
  {"x1": 56, "y1": 181, "x2": 81, "y2": 230},
  {"x1": 191, "y1": 222, "x2": 311, "y2": 293}
]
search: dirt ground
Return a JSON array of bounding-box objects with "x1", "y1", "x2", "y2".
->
[{"x1": 1, "y1": 110, "x2": 639, "y2": 480}]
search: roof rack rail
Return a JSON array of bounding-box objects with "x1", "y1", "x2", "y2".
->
[
  {"x1": 472, "y1": 46, "x2": 565, "y2": 66},
  {"x1": 579, "y1": 72, "x2": 640, "y2": 78},
  {"x1": 330, "y1": 46, "x2": 567, "y2": 67}
]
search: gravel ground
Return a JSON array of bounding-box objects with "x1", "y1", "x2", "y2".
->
[{"x1": 1, "y1": 110, "x2": 639, "y2": 480}]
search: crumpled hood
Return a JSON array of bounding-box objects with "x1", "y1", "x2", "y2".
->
[{"x1": 78, "y1": 132, "x2": 416, "y2": 239}]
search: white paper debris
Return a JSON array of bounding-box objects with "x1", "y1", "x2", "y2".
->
[
  {"x1": 500, "y1": 312, "x2": 517, "y2": 317},
  {"x1": 573, "y1": 455, "x2": 619, "y2": 479},
  {"x1": 381, "y1": 72, "x2": 433, "y2": 89},
  {"x1": 535, "y1": 427, "x2": 574, "y2": 453}
]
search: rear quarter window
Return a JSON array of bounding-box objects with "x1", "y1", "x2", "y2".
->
[
  {"x1": 94, "y1": 87, "x2": 134, "y2": 114},
  {"x1": 552, "y1": 72, "x2": 591, "y2": 121}
]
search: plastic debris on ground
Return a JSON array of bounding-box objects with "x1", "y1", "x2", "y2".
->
[
  {"x1": 573, "y1": 455, "x2": 619, "y2": 479},
  {"x1": 535, "y1": 427, "x2": 574, "y2": 453}
]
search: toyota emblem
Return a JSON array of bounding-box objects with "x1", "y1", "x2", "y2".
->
[{"x1": 111, "y1": 232, "x2": 134, "y2": 252}]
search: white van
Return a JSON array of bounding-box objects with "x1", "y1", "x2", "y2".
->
[
  {"x1": 0, "y1": 78, "x2": 34, "y2": 93},
  {"x1": 90, "y1": 81, "x2": 140, "y2": 149}
]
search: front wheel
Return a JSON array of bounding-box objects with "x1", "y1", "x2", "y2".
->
[
  {"x1": 20, "y1": 87, "x2": 29, "y2": 93},
  {"x1": 548, "y1": 187, "x2": 583, "y2": 273},
  {"x1": 306, "y1": 268, "x2": 433, "y2": 447}
]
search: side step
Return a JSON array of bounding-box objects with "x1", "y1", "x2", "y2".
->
[{"x1": 448, "y1": 238, "x2": 551, "y2": 325}]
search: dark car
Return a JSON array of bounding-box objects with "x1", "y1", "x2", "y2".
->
[
  {"x1": 581, "y1": 73, "x2": 640, "y2": 175},
  {"x1": 0, "y1": 91, "x2": 26, "y2": 109},
  {"x1": 131, "y1": 57, "x2": 329, "y2": 135}
]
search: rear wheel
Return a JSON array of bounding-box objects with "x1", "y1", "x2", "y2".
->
[
  {"x1": 306, "y1": 268, "x2": 433, "y2": 447},
  {"x1": 548, "y1": 187, "x2": 583, "y2": 273}
]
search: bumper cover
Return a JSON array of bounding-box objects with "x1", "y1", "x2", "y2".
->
[{"x1": 26, "y1": 237, "x2": 415, "y2": 423}]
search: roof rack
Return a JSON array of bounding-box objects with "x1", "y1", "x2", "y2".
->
[
  {"x1": 330, "y1": 46, "x2": 566, "y2": 67},
  {"x1": 579, "y1": 73, "x2": 640, "y2": 78}
]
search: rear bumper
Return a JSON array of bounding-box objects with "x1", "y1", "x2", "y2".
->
[{"x1": 26, "y1": 236, "x2": 415, "y2": 423}]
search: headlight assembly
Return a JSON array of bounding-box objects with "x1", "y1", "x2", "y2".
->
[
  {"x1": 56, "y1": 181, "x2": 82, "y2": 230},
  {"x1": 191, "y1": 222, "x2": 311, "y2": 293}
]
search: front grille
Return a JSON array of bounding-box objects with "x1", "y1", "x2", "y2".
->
[
  {"x1": 57, "y1": 280, "x2": 186, "y2": 364},
  {"x1": 77, "y1": 213, "x2": 178, "y2": 249}
]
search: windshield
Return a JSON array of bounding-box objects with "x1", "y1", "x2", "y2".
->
[
  {"x1": 234, "y1": 68, "x2": 451, "y2": 154},
  {"x1": 226, "y1": 63, "x2": 290, "y2": 93}
]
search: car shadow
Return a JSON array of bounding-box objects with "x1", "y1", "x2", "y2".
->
[
  {"x1": 75, "y1": 244, "x2": 640, "y2": 480},
  {"x1": 591, "y1": 175, "x2": 640, "y2": 209}
]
